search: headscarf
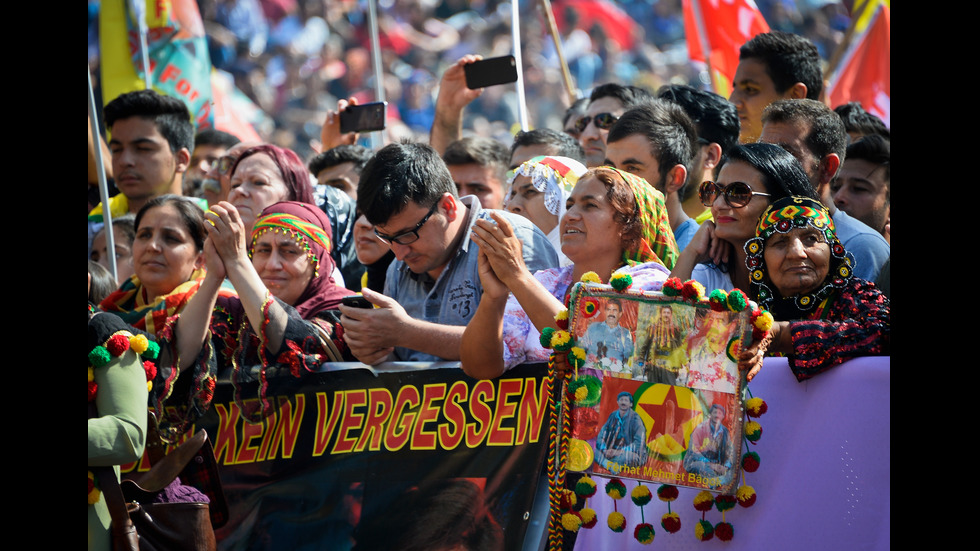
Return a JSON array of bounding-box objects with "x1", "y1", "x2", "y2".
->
[
  {"x1": 604, "y1": 167, "x2": 679, "y2": 270},
  {"x1": 744, "y1": 196, "x2": 854, "y2": 320},
  {"x1": 99, "y1": 268, "x2": 209, "y2": 335},
  {"x1": 230, "y1": 145, "x2": 316, "y2": 205},
  {"x1": 249, "y1": 201, "x2": 348, "y2": 317},
  {"x1": 508, "y1": 155, "x2": 588, "y2": 223}
]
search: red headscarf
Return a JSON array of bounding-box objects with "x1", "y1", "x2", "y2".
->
[
  {"x1": 250, "y1": 201, "x2": 348, "y2": 317},
  {"x1": 231, "y1": 144, "x2": 316, "y2": 205}
]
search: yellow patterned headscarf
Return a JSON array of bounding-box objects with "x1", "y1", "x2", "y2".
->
[{"x1": 601, "y1": 167, "x2": 679, "y2": 270}]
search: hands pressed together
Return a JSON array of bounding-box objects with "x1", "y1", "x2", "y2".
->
[{"x1": 469, "y1": 212, "x2": 527, "y2": 300}]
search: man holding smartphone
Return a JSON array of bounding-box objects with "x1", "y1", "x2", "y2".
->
[{"x1": 338, "y1": 142, "x2": 558, "y2": 364}]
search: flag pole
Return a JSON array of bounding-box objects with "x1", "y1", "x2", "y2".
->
[
  {"x1": 128, "y1": 0, "x2": 153, "y2": 90},
  {"x1": 89, "y1": 68, "x2": 118, "y2": 283},
  {"x1": 538, "y1": 0, "x2": 579, "y2": 105},
  {"x1": 511, "y1": 0, "x2": 530, "y2": 131},
  {"x1": 367, "y1": 0, "x2": 385, "y2": 150}
]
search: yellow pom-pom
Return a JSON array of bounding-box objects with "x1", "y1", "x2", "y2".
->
[
  {"x1": 562, "y1": 511, "x2": 583, "y2": 532},
  {"x1": 88, "y1": 367, "x2": 94, "y2": 383},
  {"x1": 581, "y1": 271, "x2": 602, "y2": 284},
  {"x1": 575, "y1": 386, "x2": 588, "y2": 401},
  {"x1": 129, "y1": 334, "x2": 149, "y2": 354},
  {"x1": 147, "y1": 381, "x2": 153, "y2": 393},
  {"x1": 754, "y1": 311, "x2": 774, "y2": 332},
  {"x1": 608, "y1": 511, "x2": 626, "y2": 532},
  {"x1": 571, "y1": 347, "x2": 586, "y2": 360},
  {"x1": 580, "y1": 507, "x2": 597, "y2": 528},
  {"x1": 737, "y1": 484, "x2": 757, "y2": 507},
  {"x1": 555, "y1": 309, "x2": 569, "y2": 322},
  {"x1": 687, "y1": 281, "x2": 705, "y2": 299}
]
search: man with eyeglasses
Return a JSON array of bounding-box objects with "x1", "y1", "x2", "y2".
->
[
  {"x1": 759, "y1": 99, "x2": 889, "y2": 282},
  {"x1": 200, "y1": 141, "x2": 260, "y2": 208},
  {"x1": 577, "y1": 83, "x2": 653, "y2": 167},
  {"x1": 339, "y1": 142, "x2": 558, "y2": 365}
]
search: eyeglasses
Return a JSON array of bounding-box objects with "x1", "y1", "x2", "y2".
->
[
  {"x1": 699, "y1": 180, "x2": 771, "y2": 208},
  {"x1": 214, "y1": 155, "x2": 238, "y2": 176},
  {"x1": 373, "y1": 201, "x2": 440, "y2": 245},
  {"x1": 574, "y1": 112, "x2": 619, "y2": 133}
]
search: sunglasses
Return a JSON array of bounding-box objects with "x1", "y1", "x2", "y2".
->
[
  {"x1": 373, "y1": 201, "x2": 440, "y2": 246},
  {"x1": 699, "y1": 180, "x2": 771, "y2": 208},
  {"x1": 574, "y1": 112, "x2": 619, "y2": 133},
  {"x1": 214, "y1": 154, "x2": 238, "y2": 176}
]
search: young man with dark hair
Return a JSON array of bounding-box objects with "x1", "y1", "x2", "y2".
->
[
  {"x1": 833, "y1": 102, "x2": 890, "y2": 143},
  {"x1": 657, "y1": 84, "x2": 740, "y2": 222},
  {"x1": 308, "y1": 144, "x2": 374, "y2": 200},
  {"x1": 832, "y1": 134, "x2": 890, "y2": 242},
  {"x1": 186, "y1": 128, "x2": 240, "y2": 198},
  {"x1": 442, "y1": 136, "x2": 511, "y2": 210},
  {"x1": 578, "y1": 83, "x2": 654, "y2": 167},
  {"x1": 509, "y1": 128, "x2": 586, "y2": 169},
  {"x1": 759, "y1": 99, "x2": 889, "y2": 281},
  {"x1": 339, "y1": 142, "x2": 558, "y2": 364},
  {"x1": 730, "y1": 31, "x2": 823, "y2": 143},
  {"x1": 604, "y1": 100, "x2": 699, "y2": 250}
]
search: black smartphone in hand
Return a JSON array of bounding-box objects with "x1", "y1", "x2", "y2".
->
[
  {"x1": 339, "y1": 101, "x2": 387, "y2": 133},
  {"x1": 342, "y1": 295, "x2": 373, "y2": 309},
  {"x1": 464, "y1": 55, "x2": 519, "y2": 89}
]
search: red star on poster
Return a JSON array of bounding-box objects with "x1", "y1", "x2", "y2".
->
[{"x1": 636, "y1": 384, "x2": 704, "y2": 459}]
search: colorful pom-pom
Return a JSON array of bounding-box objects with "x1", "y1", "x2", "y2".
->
[
  {"x1": 607, "y1": 511, "x2": 626, "y2": 532},
  {"x1": 569, "y1": 347, "x2": 587, "y2": 369},
  {"x1": 88, "y1": 366, "x2": 95, "y2": 383},
  {"x1": 142, "y1": 339, "x2": 161, "y2": 359},
  {"x1": 129, "y1": 334, "x2": 149, "y2": 354},
  {"x1": 631, "y1": 484, "x2": 652, "y2": 506},
  {"x1": 88, "y1": 346, "x2": 112, "y2": 368},
  {"x1": 708, "y1": 289, "x2": 728, "y2": 311},
  {"x1": 580, "y1": 508, "x2": 597, "y2": 529},
  {"x1": 634, "y1": 522, "x2": 655, "y2": 544},
  {"x1": 559, "y1": 488, "x2": 577, "y2": 510},
  {"x1": 550, "y1": 330, "x2": 573, "y2": 352},
  {"x1": 662, "y1": 277, "x2": 684, "y2": 296},
  {"x1": 736, "y1": 485, "x2": 757, "y2": 508},
  {"x1": 741, "y1": 451, "x2": 761, "y2": 472},
  {"x1": 693, "y1": 490, "x2": 714, "y2": 512},
  {"x1": 753, "y1": 310, "x2": 774, "y2": 332},
  {"x1": 681, "y1": 280, "x2": 705, "y2": 301},
  {"x1": 745, "y1": 420, "x2": 763, "y2": 442},
  {"x1": 581, "y1": 271, "x2": 602, "y2": 284},
  {"x1": 555, "y1": 309, "x2": 569, "y2": 330},
  {"x1": 605, "y1": 478, "x2": 627, "y2": 500},
  {"x1": 727, "y1": 289, "x2": 749, "y2": 311},
  {"x1": 575, "y1": 476, "x2": 597, "y2": 498},
  {"x1": 88, "y1": 380, "x2": 98, "y2": 402},
  {"x1": 562, "y1": 511, "x2": 583, "y2": 532},
  {"x1": 715, "y1": 521, "x2": 734, "y2": 541},
  {"x1": 106, "y1": 334, "x2": 131, "y2": 356},
  {"x1": 714, "y1": 494, "x2": 737, "y2": 512},
  {"x1": 695, "y1": 519, "x2": 714, "y2": 541},
  {"x1": 539, "y1": 327, "x2": 556, "y2": 348},
  {"x1": 656, "y1": 484, "x2": 678, "y2": 502},
  {"x1": 610, "y1": 272, "x2": 633, "y2": 291},
  {"x1": 745, "y1": 397, "x2": 768, "y2": 417},
  {"x1": 661, "y1": 512, "x2": 681, "y2": 533}
]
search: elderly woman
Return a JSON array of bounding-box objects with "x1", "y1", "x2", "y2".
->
[
  {"x1": 152, "y1": 201, "x2": 355, "y2": 439},
  {"x1": 504, "y1": 155, "x2": 589, "y2": 267},
  {"x1": 670, "y1": 143, "x2": 817, "y2": 293},
  {"x1": 99, "y1": 195, "x2": 236, "y2": 335},
  {"x1": 228, "y1": 144, "x2": 317, "y2": 233},
  {"x1": 460, "y1": 167, "x2": 679, "y2": 379},
  {"x1": 746, "y1": 196, "x2": 890, "y2": 381}
]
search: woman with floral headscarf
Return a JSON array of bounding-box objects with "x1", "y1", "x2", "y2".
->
[
  {"x1": 151, "y1": 200, "x2": 355, "y2": 440},
  {"x1": 746, "y1": 196, "x2": 890, "y2": 381},
  {"x1": 504, "y1": 155, "x2": 588, "y2": 267},
  {"x1": 460, "y1": 167, "x2": 679, "y2": 379}
]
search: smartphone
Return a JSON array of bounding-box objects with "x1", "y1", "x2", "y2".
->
[
  {"x1": 464, "y1": 55, "x2": 518, "y2": 89},
  {"x1": 339, "y1": 101, "x2": 387, "y2": 134},
  {"x1": 341, "y1": 295, "x2": 373, "y2": 309}
]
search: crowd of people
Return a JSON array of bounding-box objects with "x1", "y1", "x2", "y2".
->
[{"x1": 88, "y1": 5, "x2": 890, "y2": 547}]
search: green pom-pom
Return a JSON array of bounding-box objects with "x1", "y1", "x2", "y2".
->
[
  {"x1": 88, "y1": 346, "x2": 112, "y2": 368},
  {"x1": 605, "y1": 478, "x2": 627, "y2": 499},
  {"x1": 539, "y1": 327, "x2": 556, "y2": 348},
  {"x1": 695, "y1": 519, "x2": 714, "y2": 541},
  {"x1": 726, "y1": 288, "x2": 748, "y2": 311},
  {"x1": 575, "y1": 476, "x2": 597, "y2": 498},
  {"x1": 609, "y1": 272, "x2": 633, "y2": 291},
  {"x1": 142, "y1": 339, "x2": 161, "y2": 359},
  {"x1": 631, "y1": 484, "x2": 652, "y2": 506},
  {"x1": 634, "y1": 522, "x2": 655, "y2": 544}
]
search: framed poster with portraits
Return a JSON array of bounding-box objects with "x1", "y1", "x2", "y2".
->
[{"x1": 562, "y1": 281, "x2": 753, "y2": 494}]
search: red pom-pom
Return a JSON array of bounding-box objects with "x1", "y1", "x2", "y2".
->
[
  {"x1": 88, "y1": 380, "x2": 98, "y2": 401},
  {"x1": 715, "y1": 494, "x2": 737, "y2": 512},
  {"x1": 715, "y1": 521, "x2": 734, "y2": 541},
  {"x1": 656, "y1": 484, "x2": 678, "y2": 502},
  {"x1": 742, "y1": 451, "x2": 760, "y2": 472},
  {"x1": 143, "y1": 361, "x2": 157, "y2": 382},
  {"x1": 106, "y1": 334, "x2": 131, "y2": 356},
  {"x1": 661, "y1": 512, "x2": 681, "y2": 533}
]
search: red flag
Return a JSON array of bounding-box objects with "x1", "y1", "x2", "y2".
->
[
  {"x1": 827, "y1": 4, "x2": 890, "y2": 127},
  {"x1": 683, "y1": 0, "x2": 770, "y2": 97}
]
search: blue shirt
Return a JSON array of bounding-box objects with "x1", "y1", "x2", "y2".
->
[
  {"x1": 580, "y1": 321, "x2": 635, "y2": 363},
  {"x1": 833, "y1": 210, "x2": 889, "y2": 282},
  {"x1": 384, "y1": 196, "x2": 559, "y2": 361}
]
